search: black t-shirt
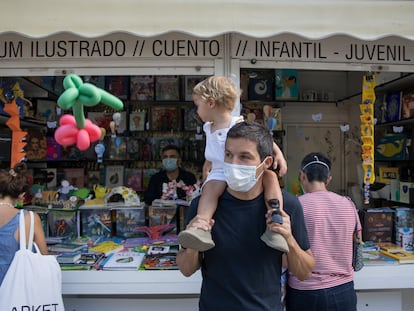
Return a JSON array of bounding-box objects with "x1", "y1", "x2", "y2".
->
[
  {"x1": 143, "y1": 168, "x2": 197, "y2": 205},
  {"x1": 186, "y1": 189, "x2": 310, "y2": 311}
]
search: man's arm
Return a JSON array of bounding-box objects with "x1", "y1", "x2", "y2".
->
[
  {"x1": 176, "y1": 248, "x2": 201, "y2": 277},
  {"x1": 267, "y1": 209, "x2": 315, "y2": 281}
]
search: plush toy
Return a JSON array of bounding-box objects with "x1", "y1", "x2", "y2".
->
[
  {"x1": 57, "y1": 180, "x2": 77, "y2": 201},
  {"x1": 54, "y1": 74, "x2": 124, "y2": 150}
]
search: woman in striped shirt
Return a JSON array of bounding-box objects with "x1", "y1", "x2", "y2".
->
[{"x1": 286, "y1": 152, "x2": 361, "y2": 311}]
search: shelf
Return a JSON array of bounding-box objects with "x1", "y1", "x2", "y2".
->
[
  {"x1": 0, "y1": 114, "x2": 45, "y2": 129},
  {"x1": 375, "y1": 117, "x2": 414, "y2": 128}
]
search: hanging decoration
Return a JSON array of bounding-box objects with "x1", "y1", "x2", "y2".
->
[
  {"x1": 1, "y1": 83, "x2": 27, "y2": 168},
  {"x1": 54, "y1": 74, "x2": 123, "y2": 151},
  {"x1": 360, "y1": 73, "x2": 376, "y2": 204}
]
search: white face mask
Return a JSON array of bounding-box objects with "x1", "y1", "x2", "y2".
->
[{"x1": 223, "y1": 161, "x2": 265, "y2": 192}]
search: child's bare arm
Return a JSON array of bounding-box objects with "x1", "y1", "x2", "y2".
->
[
  {"x1": 202, "y1": 160, "x2": 212, "y2": 182},
  {"x1": 272, "y1": 142, "x2": 287, "y2": 177}
]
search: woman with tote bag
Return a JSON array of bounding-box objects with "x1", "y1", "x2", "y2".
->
[{"x1": 0, "y1": 163, "x2": 64, "y2": 310}]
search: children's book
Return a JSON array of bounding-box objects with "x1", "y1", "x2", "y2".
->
[
  {"x1": 130, "y1": 76, "x2": 155, "y2": 101},
  {"x1": 62, "y1": 168, "x2": 85, "y2": 188},
  {"x1": 401, "y1": 93, "x2": 414, "y2": 119},
  {"x1": 102, "y1": 251, "x2": 145, "y2": 270},
  {"x1": 57, "y1": 252, "x2": 82, "y2": 264},
  {"x1": 384, "y1": 91, "x2": 402, "y2": 122},
  {"x1": 105, "y1": 165, "x2": 124, "y2": 188},
  {"x1": 363, "y1": 251, "x2": 398, "y2": 266},
  {"x1": 275, "y1": 69, "x2": 299, "y2": 100},
  {"x1": 89, "y1": 240, "x2": 123, "y2": 256},
  {"x1": 48, "y1": 243, "x2": 88, "y2": 253},
  {"x1": 380, "y1": 249, "x2": 414, "y2": 264},
  {"x1": 124, "y1": 168, "x2": 143, "y2": 192},
  {"x1": 105, "y1": 76, "x2": 129, "y2": 99},
  {"x1": 155, "y1": 75, "x2": 180, "y2": 101},
  {"x1": 46, "y1": 136, "x2": 62, "y2": 161},
  {"x1": 143, "y1": 253, "x2": 178, "y2": 270}
]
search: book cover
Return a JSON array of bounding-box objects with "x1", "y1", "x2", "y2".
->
[
  {"x1": 105, "y1": 165, "x2": 124, "y2": 188},
  {"x1": 102, "y1": 251, "x2": 145, "y2": 270},
  {"x1": 275, "y1": 69, "x2": 299, "y2": 100},
  {"x1": 130, "y1": 75, "x2": 155, "y2": 101},
  {"x1": 57, "y1": 252, "x2": 82, "y2": 264},
  {"x1": 35, "y1": 99, "x2": 57, "y2": 122},
  {"x1": 384, "y1": 92, "x2": 402, "y2": 122},
  {"x1": 378, "y1": 242, "x2": 405, "y2": 253},
  {"x1": 46, "y1": 136, "x2": 62, "y2": 161},
  {"x1": 105, "y1": 76, "x2": 129, "y2": 99},
  {"x1": 49, "y1": 243, "x2": 87, "y2": 253},
  {"x1": 151, "y1": 106, "x2": 180, "y2": 131},
  {"x1": 184, "y1": 76, "x2": 206, "y2": 101},
  {"x1": 89, "y1": 240, "x2": 123, "y2": 256},
  {"x1": 183, "y1": 106, "x2": 201, "y2": 131},
  {"x1": 113, "y1": 207, "x2": 146, "y2": 238},
  {"x1": 88, "y1": 111, "x2": 127, "y2": 135},
  {"x1": 380, "y1": 249, "x2": 414, "y2": 264},
  {"x1": 86, "y1": 170, "x2": 102, "y2": 188},
  {"x1": 155, "y1": 75, "x2": 180, "y2": 101},
  {"x1": 26, "y1": 129, "x2": 47, "y2": 161},
  {"x1": 148, "y1": 204, "x2": 177, "y2": 227},
  {"x1": 378, "y1": 167, "x2": 399, "y2": 184},
  {"x1": 129, "y1": 111, "x2": 146, "y2": 131},
  {"x1": 83, "y1": 76, "x2": 105, "y2": 89},
  {"x1": 104, "y1": 136, "x2": 127, "y2": 160},
  {"x1": 363, "y1": 251, "x2": 398, "y2": 266},
  {"x1": 124, "y1": 168, "x2": 143, "y2": 192},
  {"x1": 248, "y1": 78, "x2": 273, "y2": 101},
  {"x1": 401, "y1": 93, "x2": 414, "y2": 119},
  {"x1": 143, "y1": 253, "x2": 178, "y2": 270},
  {"x1": 79, "y1": 207, "x2": 113, "y2": 240},
  {"x1": 62, "y1": 168, "x2": 85, "y2": 188},
  {"x1": 48, "y1": 209, "x2": 78, "y2": 239},
  {"x1": 126, "y1": 137, "x2": 141, "y2": 160},
  {"x1": 41, "y1": 168, "x2": 57, "y2": 189},
  {"x1": 374, "y1": 134, "x2": 407, "y2": 161}
]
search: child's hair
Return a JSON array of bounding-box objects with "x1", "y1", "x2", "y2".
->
[
  {"x1": 193, "y1": 76, "x2": 239, "y2": 112},
  {"x1": 0, "y1": 163, "x2": 29, "y2": 199}
]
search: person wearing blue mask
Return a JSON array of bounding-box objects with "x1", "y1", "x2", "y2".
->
[
  {"x1": 177, "y1": 122, "x2": 314, "y2": 311},
  {"x1": 144, "y1": 144, "x2": 197, "y2": 205}
]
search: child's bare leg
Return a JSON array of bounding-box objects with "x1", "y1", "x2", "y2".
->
[
  {"x1": 178, "y1": 180, "x2": 226, "y2": 251},
  {"x1": 197, "y1": 180, "x2": 227, "y2": 220},
  {"x1": 260, "y1": 170, "x2": 289, "y2": 253}
]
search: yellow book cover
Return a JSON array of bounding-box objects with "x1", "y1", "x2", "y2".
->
[
  {"x1": 380, "y1": 249, "x2": 414, "y2": 264},
  {"x1": 89, "y1": 241, "x2": 123, "y2": 256}
]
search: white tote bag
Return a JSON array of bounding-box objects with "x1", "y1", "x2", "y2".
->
[{"x1": 0, "y1": 211, "x2": 65, "y2": 311}]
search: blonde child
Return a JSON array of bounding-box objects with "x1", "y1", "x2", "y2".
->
[{"x1": 177, "y1": 76, "x2": 288, "y2": 252}]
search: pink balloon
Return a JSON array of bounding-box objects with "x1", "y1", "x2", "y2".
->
[
  {"x1": 54, "y1": 124, "x2": 78, "y2": 146},
  {"x1": 58, "y1": 114, "x2": 76, "y2": 126},
  {"x1": 76, "y1": 129, "x2": 91, "y2": 150}
]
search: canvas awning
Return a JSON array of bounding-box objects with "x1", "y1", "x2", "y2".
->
[{"x1": 4, "y1": 0, "x2": 414, "y2": 40}]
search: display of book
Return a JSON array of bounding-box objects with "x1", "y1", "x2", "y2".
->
[
  {"x1": 57, "y1": 252, "x2": 82, "y2": 264},
  {"x1": 102, "y1": 251, "x2": 145, "y2": 270},
  {"x1": 48, "y1": 242, "x2": 88, "y2": 253},
  {"x1": 89, "y1": 240, "x2": 123, "y2": 256},
  {"x1": 384, "y1": 91, "x2": 402, "y2": 122},
  {"x1": 363, "y1": 251, "x2": 398, "y2": 266}
]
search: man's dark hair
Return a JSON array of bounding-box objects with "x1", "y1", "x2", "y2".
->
[
  {"x1": 162, "y1": 144, "x2": 181, "y2": 156},
  {"x1": 226, "y1": 121, "x2": 273, "y2": 161},
  {"x1": 300, "y1": 152, "x2": 331, "y2": 182}
]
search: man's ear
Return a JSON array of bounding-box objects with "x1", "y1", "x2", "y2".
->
[{"x1": 264, "y1": 156, "x2": 274, "y2": 169}]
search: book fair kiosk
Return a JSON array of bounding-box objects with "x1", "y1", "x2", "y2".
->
[{"x1": 2, "y1": 1, "x2": 414, "y2": 311}]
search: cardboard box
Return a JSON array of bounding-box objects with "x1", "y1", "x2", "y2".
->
[
  {"x1": 360, "y1": 209, "x2": 394, "y2": 243},
  {"x1": 399, "y1": 182, "x2": 414, "y2": 204}
]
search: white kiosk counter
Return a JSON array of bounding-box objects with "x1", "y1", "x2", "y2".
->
[{"x1": 62, "y1": 265, "x2": 414, "y2": 311}]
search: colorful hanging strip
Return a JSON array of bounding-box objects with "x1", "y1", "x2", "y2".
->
[{"x1": 360, "y1": 74, "x2": 376, "y2": 204}]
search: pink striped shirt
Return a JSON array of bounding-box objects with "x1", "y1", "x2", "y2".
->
[{"x1": 288, "y1": 191, "x2": 361, "y2": 290}]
